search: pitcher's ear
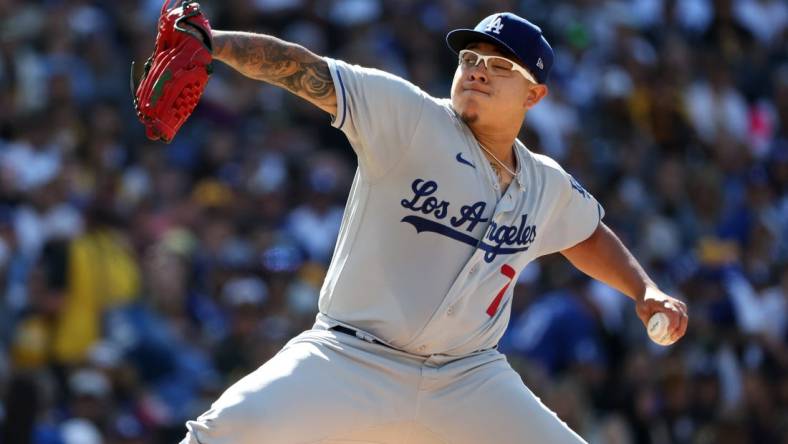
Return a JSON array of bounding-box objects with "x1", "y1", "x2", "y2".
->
[{"x1": 524, "y1": 84, "x2": 548, "y2": 108}]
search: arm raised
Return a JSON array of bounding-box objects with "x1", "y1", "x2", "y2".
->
[{"x1": 212, "y1": 30, "x2": 337, "y2": 115}]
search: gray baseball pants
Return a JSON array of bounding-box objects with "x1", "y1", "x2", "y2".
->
[{"x1": 181, "y1": 324, "x2": 587, "y2": 443}]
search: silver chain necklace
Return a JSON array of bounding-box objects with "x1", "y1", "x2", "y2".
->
[{"x1": 478, "y1": 142, "x2": 519, "y2": 177}]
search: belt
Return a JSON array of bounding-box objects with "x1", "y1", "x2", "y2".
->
[{"x1": 330, "y1": 325, "x2": 384, "y2": 345}]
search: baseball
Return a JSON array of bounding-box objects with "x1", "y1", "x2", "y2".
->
[{"x1": 647, "y1": 312, "x2": 674, "y2": 346}]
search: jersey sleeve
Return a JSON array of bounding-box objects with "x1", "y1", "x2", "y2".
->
[
  {"x1": 326, "y1": 58, "x2": 428, "y2": 179},
  {"x1": 536, "y1": 167, "x2": 605, "y2": 256}
]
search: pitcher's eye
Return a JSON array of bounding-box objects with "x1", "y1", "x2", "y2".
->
[
  {"x1": 460, "y1": 52, "x2": 478, "y2": 66},
  {"x1": 489, "y1": 57, "x2": 513, "y2": 71}
]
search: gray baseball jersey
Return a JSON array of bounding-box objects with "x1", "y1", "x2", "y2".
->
[
  {"x1": 319, "y1": 58, "x2": 603, "y2": 356},
  {"x1": 182, "y1": 58, "x2": 601, "y2": 444}
]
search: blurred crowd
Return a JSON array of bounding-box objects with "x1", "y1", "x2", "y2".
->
[{"x1": 0, "y1": 0, "x2": 786, "y2": 443}]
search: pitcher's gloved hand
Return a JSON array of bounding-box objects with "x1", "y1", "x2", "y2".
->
[{"x1": 132, "y1": 0, "x2": 213, "y2": 143}]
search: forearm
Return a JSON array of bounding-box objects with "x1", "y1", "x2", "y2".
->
[
  {"x1": 211, "y1": 30, "x2": 337, "y2": 114},
  {"x1": 561, "y1": 223, "x2": 655, "y2": 302}
]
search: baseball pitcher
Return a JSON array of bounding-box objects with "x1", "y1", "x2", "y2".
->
[{"x1": 137, "y1": 4, "x2": 689, "y2": 444}]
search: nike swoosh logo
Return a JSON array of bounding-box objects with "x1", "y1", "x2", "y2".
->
[{"x1": 456, "y1": 152, "x2": 476, "y2": 169}]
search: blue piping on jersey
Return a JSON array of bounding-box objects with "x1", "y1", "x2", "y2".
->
[
  {"x1": 336, "y1": 70, "x2": 348, "y2": 129},
  {"x1": 401, "y1": 215, "x2": 530, "y2": 262}
]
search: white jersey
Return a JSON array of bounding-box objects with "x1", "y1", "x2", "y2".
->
[{"x1": 319, "y1": 58, "x2": 604, "y2": 357}]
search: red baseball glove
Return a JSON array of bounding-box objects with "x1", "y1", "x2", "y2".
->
[{"x1": 131, "y1": 0, "x2": 213, "y2": 143}]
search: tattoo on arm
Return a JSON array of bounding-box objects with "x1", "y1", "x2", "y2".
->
[{"x1": 212, "y1": 31, "x2": 336, "y2": 113}]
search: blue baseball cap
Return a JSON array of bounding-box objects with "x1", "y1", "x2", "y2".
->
[{"x1": 446, "y1": 12, "x2": 554, "y2": 84}]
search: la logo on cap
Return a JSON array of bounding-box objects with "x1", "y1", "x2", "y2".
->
[
  {"x1": 485, "y1": 15, "x2": 504, "y2": 34},
  {"x1": 536, "y1": 58, "x2": 544, "y2": 70}
]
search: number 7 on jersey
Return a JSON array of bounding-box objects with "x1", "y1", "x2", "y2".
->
[{"x1": 486, "y1": 264, "x2": 515, "y2": 316}]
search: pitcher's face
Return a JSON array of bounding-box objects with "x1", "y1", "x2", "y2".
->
[{"x1": 450, "y1": 42, "x2": 545, "y2": 126}]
